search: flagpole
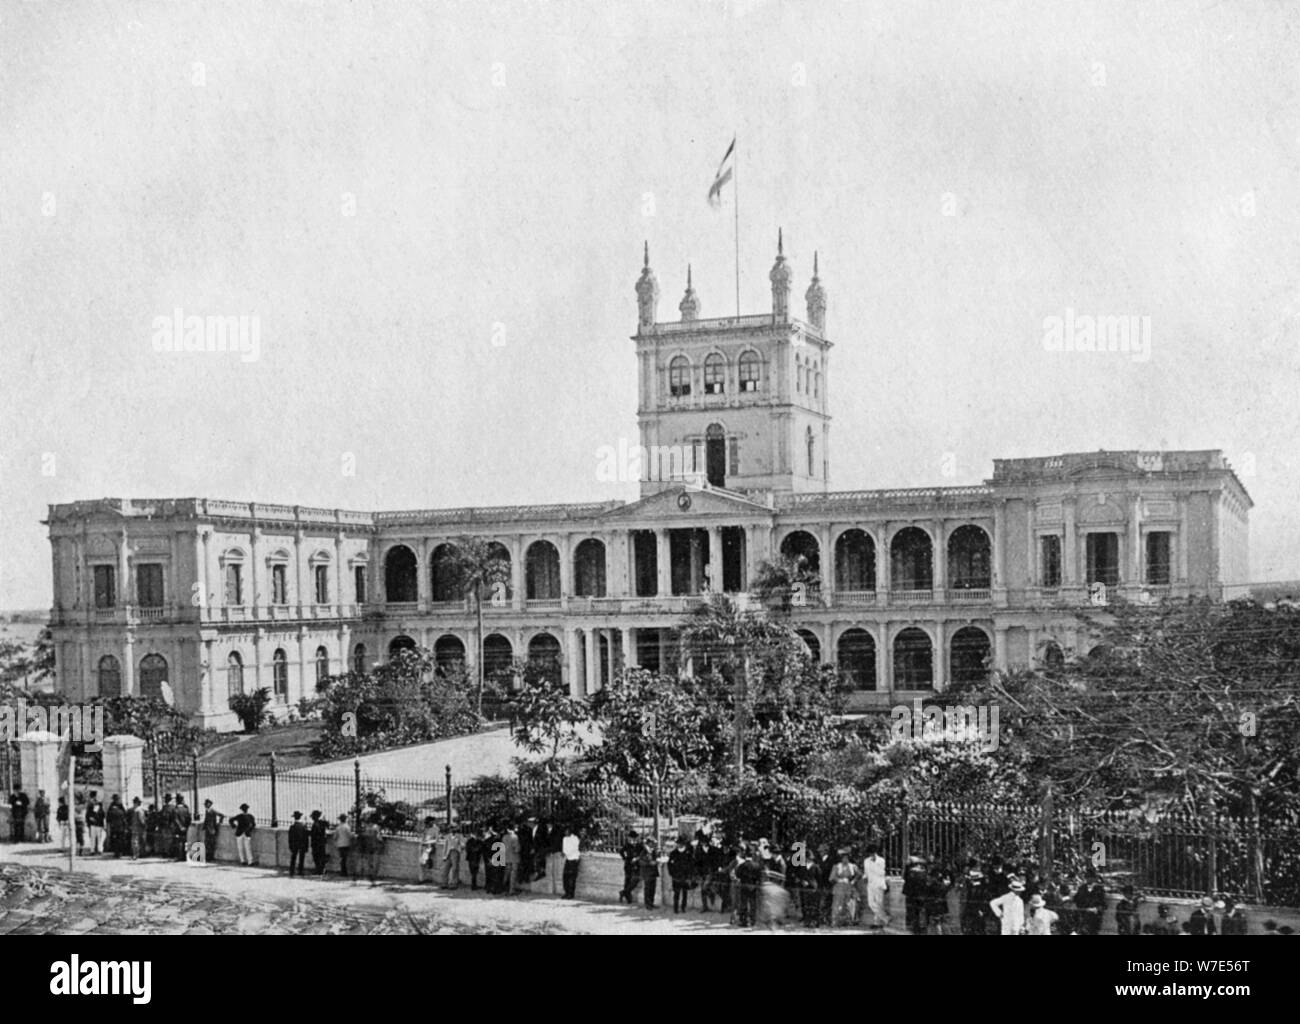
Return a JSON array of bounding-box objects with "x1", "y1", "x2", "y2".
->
[{"x1": 733, "y1": 136, "x2": 740, "y2": 316}]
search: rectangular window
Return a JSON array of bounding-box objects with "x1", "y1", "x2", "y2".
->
[
  {"x1": 355, "y1": 566, "x2": 367, "y2": 604},
  {"x1": 1040, "y1": 535, "x2": 1061, "y2": 588},
  {"x1": 1085, "y1": 532, "x2": 1120, "y2": 586},
  {"x1": 225, "y1": 564, "x2": 243, "y2": 606},
  {"x1": 136, "y1": 564, "x2": 164, "y2": 607},
  {"x1": 1145, "y1": 531, "x2": 1172, "y2": 585},
  {"x1": 271, "y1": 564, "x2": 287, "y2": 605},
  {"x1": 728, "y1": 437, "x2": 739, "y2": 477},
  {"x1": 93, "y1": 565, "x2": 116, "y2": 608},
  {"x1": 314, "y1": 564, "x2": 329, "y2": 604}
]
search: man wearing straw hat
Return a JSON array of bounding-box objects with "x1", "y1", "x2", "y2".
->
[{"x1": 989, "y1": 877, "x2": 1027, "y2": 935}]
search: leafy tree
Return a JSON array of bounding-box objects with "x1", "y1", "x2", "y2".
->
[
  {"x1": 589, "y1": 667, "x2": 710, "y2": 836},
  {"x1": 957, "y1": 598, "x2": 1300, "y2": 823},
  {"x1": 434, "y1": 537, "x2": 512, "y2": 716},
  {"x1": 229, "y1": 687, "x2": 273, "y2": 733},
  {"x1": 312, "y1": 646, "x2": 478, "y2": 760},
  {"x1": 749, "y1": 554, "x2": 820, "y2": 615},
  {"x1": 678, "y1": 593, "x2": 848, "y2": 780},
  {"x1": 509, "y1": 677, "x2": 589, "y2": 785}
]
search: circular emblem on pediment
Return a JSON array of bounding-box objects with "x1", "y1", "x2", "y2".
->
[{"x1": 677, "y1": 493, "x2": 692, "y2": 511}]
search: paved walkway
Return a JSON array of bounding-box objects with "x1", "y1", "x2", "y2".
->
[{"x1": 0, "y1": 842, "x2": 878, "y2": 935}]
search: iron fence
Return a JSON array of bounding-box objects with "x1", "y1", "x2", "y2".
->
[{"x1": 30, "y1": 743, "x2": 1293, "y2": 904}]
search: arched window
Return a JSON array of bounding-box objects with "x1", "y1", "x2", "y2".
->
[
  {"x1": 834, "y1": 529, "x2": 876, "y2": 591},
  {"x1": 352, "y1": 643, "x2": 368, "y2": 674},
  {"x1": 1040, "y1": 641, "x2": 1065, "y2": 673},
  {"x1": 949, "y1": 627, "x2": 991, "y2": 686},
  {"x1": 485, "y1": 542, "x2": 513, "y2": 602},
  {"x1": 483, "y1": 633, "x2": 515, "y2": 687},
  {"x1": 806, "y1": 426, "x2": 816, "y2": 477},
  {"x1": 796, "y1": 629, "x2": 821, "y2": 664},
  {"x1": 779, "y1": 530, "x2": 821, "y2": 577},
  {"x1": 739, "y1": 351, "x2": 760, "y2": 392},
  {"x1": 813, "y1": 367, "x2": 820, "y2": 398},
  {"x1": 526, "y1": 540, "x2": 561, "y2": 600},
  {"x1": 139, "y1": 653, "x2": 168, "y2": 701},
  {"x1": 434, "y1": 635, "x2": 466, "y2": 674},
  {"x1": 893, "y1": 628, "x2": 933, "y2": 689},
  {"x1": 314, "y1": 646, "x2": 329, "y2": 689},
  {"x1": 837, "y1": 629, "x2": 876, "y2": 690},
  {"x1": 573, "y1": 538, "x2": 607, "y2": 597},
  {"x1": 388, "y1": 635, "x2": 416, "y2": 657},
  {"x1": 703, "y1": 354, "x2": 725, "y2": 395},
  {"x1": 98, "y1": 654, "x2": 122, "y2": 699},
  {"x1": 948, "y1": 525, "x2": 992, "y2": 590},
  {"x1": 272, "y1": 649, "x2": 288, "y2": 700},
  {"x1": 890, "y1": 527, "x2": 934, "y2": 592},
  {"x1": 227, "y1": 651, "x2": 244, "y2": 700},
  {"x1": 430, "y1": 542, "x2": 461, "y2": 602},
  {"x1": 384, "y1": 545, "x2": 418, "y2": 603},
  {"x1": 669, "y1": 356, "x2": 691, "y2": 397},
  {"x1": 796, "y1": 359, "x2": 804, "y2": 393},
  {"x1": 705, "y1": 422, "x2": 726, "y2": 488},
  {"x1": 527, "y1": 632, "x2": 563, "y2": 686}
]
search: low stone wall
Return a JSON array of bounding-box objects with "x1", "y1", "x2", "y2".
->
[{"x1": 2, "y1": 806, "x2": 1293, "y2": 932}]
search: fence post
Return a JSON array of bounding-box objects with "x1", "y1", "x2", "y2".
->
[
  {"x1": 151, "y1": 746, "x2": 160, "y2": 806},
  {"x1": 269, "y1": 751, "x2": 278, "y2": 827},
  {"x1": 1206, "y1": 812, "x2": 1219, "y2": 896},
  {"x1": 190, "y1": 750, "x2": 199, "y2": 816},
  {"x1": 445, "y1": 764, "x2": 452, "y2": 828},
  {"x1": 900, "y1": 807, "x2": 910, "y2": 864},
  {"x1": 353, "y1": 758, "x2": 362, "y2": 832}
]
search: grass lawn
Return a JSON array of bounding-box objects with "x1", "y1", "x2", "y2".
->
[{"x1": 199, "y1": 720, "x2": 324, "y2": 769}]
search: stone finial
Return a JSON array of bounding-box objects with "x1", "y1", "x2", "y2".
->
[
  {"x1": 678, "y1": 264, "x2": 700, "y2": 321},
  {"x1": 769, "y1": 228, "x2": 792, "y2": 321},
  {"x1": 636, "y1": 241, "x2": 660, "y2": 331},
  {"x1": 805, "y1": 250, "x2": 826, "y2": 331}
]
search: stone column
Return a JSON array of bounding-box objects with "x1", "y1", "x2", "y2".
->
[
  {"x1": 621, "y1": 628, "x2": 635, "y2": 670},
  {"x1": 992, "y1": 503, "x2": 1006, "y2": 605},
  {"x1": 820, "y1": 523, "x2": 834, "y2": 603},
  {"x1": 119, "y1": 526, "x2": 131, "y2": 612},
  {"x1": 559, "y1": 534, "x2": 573, "y2": 608},
  {"x1": 417, "y1": 537, "x2": 431, "y2": 611},
  {"x1": 584, "y1": 628, "x2": 598, "y2": 696},
  {"x1": 656, "y1": 530, "x2": 671, "y2": 597},
  {"x1": 200, "y1": 638, "x2": 215, "y2": 717},
  {"x1": 876, "y1": 524, "x2": 891, "y2": 607},
  {"x1": 707, "y1": 526, "x2": 723, "y2": 592},
  {"x1": 1127, "y1": 494, "x2": 1142, "y2": 587},
  {"x1": 880, "y1": 625, "x2": 893, "y2": 694},
  {"x1": 1177, "y1": 496, "x2": 1189, "y2": 583},
  {"x1": 1062, "y1": 500, "x2": 1078, "y2": 585},
  {"x1": 932, "y1": 519, "x2": 946, "y2": 596},
  {"x1": 1026, "y1": 503, "x2": 1037, "y2": 589},
  {"x1": 511, "y1": 536, "x2": 524, "y2": 609},
  {"x1": 293, "y1": 529, "x2": 305, "y2": 616},
  {"x1": 932, "y1": 624, "x2": 946, "y2": 692},
  {"x1": 18, "y1": 732, "x2": 62, "y2": 806},
  {"x1": 297, "y1": 628, "x2": 309, "y2": 703},
  {"x1": 101, "y1": 734, "x2": 146, "y2": 806},
  {"x1": 122, "y1": 634, "x2": 136, "y2": 696},
  {"x1": 688, "y1": 532, "x2": 702, "y2": 594},
  {"x1": 994, "y1": 627, "x2": 1008, "y2": 673},
  {"x1": 565, "y1": 628, "x2": 582, "y2": 697}
]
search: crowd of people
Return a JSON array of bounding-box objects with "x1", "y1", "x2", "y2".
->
[
  {"x1": 8, "y1": 785, "x2": 1292, "y2": 933},
  {"x1": 612, "y1": 832, "x2": 1278, "y2": 935}
]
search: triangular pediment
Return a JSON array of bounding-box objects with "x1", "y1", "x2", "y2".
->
[{"x1": 599, "y1": 484, "x2": 773, "y2": 522}]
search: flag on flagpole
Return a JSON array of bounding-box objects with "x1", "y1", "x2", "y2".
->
[{"x1": 707, "y1": 135, "x2": 736, "y2": 207}]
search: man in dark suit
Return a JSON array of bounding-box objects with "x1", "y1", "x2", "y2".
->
[
  {"x1": 309, "y1": 810, "x2": 329, "y2": 874},
  {"x1": 465, "y1": 825, "x2": 485, "y2": 890},
  {"x1": 618, "y1": 830, "x2": 642, "y2": 904},
  {"x1": 172, "y1": 796, "x2": 193, "y2": 861},
  {"x1": 1074, "y1": 872, "x2": 1108, "y2": 935},
  {"x1": 8, "y1": 788, "x2": 30, "y2": 842},
  {"x1": 518, "y1": 816, "x2": 535, "y2": 883},
  {"x1": 201, "y1": 799, "x2": 224, "y2": 862},
  {"x1": 532, "y1": 818, "x2": 551, "y2": 880},
  {"x1": 287, "y1": 811, "x2": 309, "y2": 877}
]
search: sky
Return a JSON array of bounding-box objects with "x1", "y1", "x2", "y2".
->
[{"x1": 2, "y1": 0, "x2": 1299, "y2": 610}]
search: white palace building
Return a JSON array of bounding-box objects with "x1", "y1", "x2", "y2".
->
[{"x1": 45, "y1": 235, "x2": 1253, "y2": 730}]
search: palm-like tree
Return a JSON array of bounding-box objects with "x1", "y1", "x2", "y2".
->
[{"x1": 435, "y1": 536, "x2": 512, "y2": 716}]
